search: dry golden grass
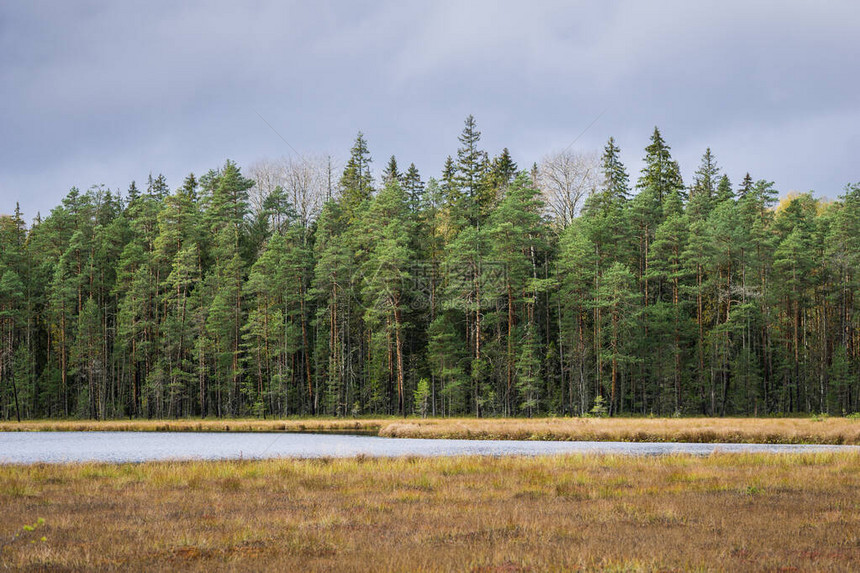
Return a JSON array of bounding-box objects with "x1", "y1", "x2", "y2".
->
[
  {"x1": 379, "y1": 417, "x2": 860, "y2": 445},
  {"x1": 2, "y1": 416, "x2": 859, "y2": 444},
  {"x1": 0, "y1": 418, "x2": 383, "y2": 434},
  {"x1": 1, "y1": 453, "x2": 859, "y2": 571}
]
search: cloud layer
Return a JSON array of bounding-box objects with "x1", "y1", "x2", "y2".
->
[{"x1": 2, "y1": 0, "x2": 858, "y2": 217}]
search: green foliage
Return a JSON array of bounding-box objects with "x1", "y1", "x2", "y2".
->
[
  {"x1": 0, "y1": 124, "x2": 858, "y2": 420},
  {"x1": 339, "y1": 132, "x2": 374, "y2": 220},
  {"x1": 589, "y1": 395, "x2": 609, "y2": 418},
  {"x1": 413, "y1": 378, "x2": 431, "y2": 418}
]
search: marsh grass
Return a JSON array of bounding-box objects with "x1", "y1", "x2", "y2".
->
[
  {"x1": 377, "y1": 416, "x2": 860, "y2": 445},
  {"x1": 2, "y1": 416, "x2": 858, "y2": 445},
  {"x1": 1, "y1": 453, "x2": 859, "y2": 571},
  {"x1": 0, "y1": 418, "x2": 383, "y2": 435}
]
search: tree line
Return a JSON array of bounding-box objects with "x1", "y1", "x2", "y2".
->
[{"x1": 1, "y1": 116, "x2": 858, "y2": 420}]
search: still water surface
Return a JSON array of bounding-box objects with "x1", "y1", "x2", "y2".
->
[{"x1": 1, "y1": 432, "x2": 857, "y2": 464}]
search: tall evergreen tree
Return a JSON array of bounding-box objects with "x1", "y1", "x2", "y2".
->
[
  {"x1": 1, "y1": 126, "x2": 857, "y2": 420},
  {"x1": 382, "y1": 155, "x2": 402, "y2": 186},
  {"x1": 358, "y1": 180, "x2": 415, "y2": 415},
  {"x1": 488, "y1": 174, "x2": 548, "y2": 414},
  {"x1": 403, "y1": 163, "x2": 425, "y2": 213},
  {"x1": 637, "y1": 127, "x2": 684, "y2": 203},
  {"x1": 688, "y1": 148, "x2": 720, "y2": 219},
  {"x1": 339, "y1": 132, "x2": 373, "y2": 219},
  {"x1": 455, "y1": 115, "x2": 491, "y2": 224}
]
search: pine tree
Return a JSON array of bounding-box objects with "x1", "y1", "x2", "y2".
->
[
  {"x1": 648, "y1": 192, "x2": 689, "y2": 412},
  {"x1": 488, "y1": 174, "x2": 548, "y2": 414},
  {"x1": 442, "y1": 116, "x2": 496, "y2": 415},
  {"x1": 557, "y1": 220, "x2": 597, "y2": 415},
  {"x1": 70, "y1": 297, "x2": 104, "y2": 418},
  {"x1": 1, "y1": 125, "x2": 857, "y2": 420},
  {"x1": 826, "y1": 183, "x2": 860, "y2": 412},
  {"x1": 160, "y1": 243, "x2": 201, "y2": 416},
  {"x1": 311, "y1": 201, "x2": 353, "y2": 415},
  {"x1": 358, "y1": 180, "x2": 415, "y2": 415},
  {"x1": 242, "y1": 235, "x2": 286, "y2": 416},
  {"x1": 0, "y1": 267, "x2": 25, "y2": 421},
  {"x1": 596, "y1": 262, "x2": 637, "y2": 415},
  {"x1": 202, "y1": 161, "x2": 253, "y2": 415},
  {"x1": 427, "y1": 314, "x2": 467, "y2": 415},
  {"x1": 707, "y1": 199, "x2": 743, "y2": 415},
  {"x1": 772, "y1": 195, "x2": 817, "y2": 412},
  {"x1": 583, "y1": 137, "x2": 632, "y2": 275},
  {"x1": 442, "y1": 222, "x2": 490, "y2": 415}
]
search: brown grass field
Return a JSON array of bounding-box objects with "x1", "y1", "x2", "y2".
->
[
  {"x1": 2, "y1": 416, "x2": 859, "y2": 445},
  {"x1": 1, "y1": 453, "x2": 859, "y2": 571},
  {"x1": 378, "y1": 417, "x2": 860, "y2": 445},
  {"x1": 0, "y1": 418, "x2": 384, "y2": 435}
]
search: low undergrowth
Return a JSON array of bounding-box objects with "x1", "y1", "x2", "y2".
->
[{"x1": 1, "y1": 452, "x2": 859, "y2": 571}]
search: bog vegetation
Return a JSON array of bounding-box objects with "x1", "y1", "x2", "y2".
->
[
  {"x1": 2, "y1": 417, "x2": 859, "y2": 445},
  {"x1": 1, "y1": 453, "x2": 858, "y2": 571},
  {"x1": 0, "y1": 116, "x2": 858, "y2": 420}
]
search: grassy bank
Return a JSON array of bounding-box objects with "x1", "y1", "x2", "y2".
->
[
  {"x1": 2, "y1": 417, "x2": 860, "y2": 445},
  {"x1": 0, "y1": 418, "x2": 383, "y2": 434},
  {"x1": 1, "y1": 453, "x2": 859, "y2": 571},
  {"x1": 379, "y1": 417, "x2": 860, "y2": 445}
]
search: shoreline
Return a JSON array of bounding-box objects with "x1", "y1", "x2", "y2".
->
[{"x1": 1, "y1": 416, "x2": 858, "y2": 445}]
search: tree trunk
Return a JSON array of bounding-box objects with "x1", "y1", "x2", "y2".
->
[{"x1": 394, "y1": 304, "x2": 405, "y2": 417}]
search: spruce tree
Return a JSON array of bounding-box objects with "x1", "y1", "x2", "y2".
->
[
  {"x1": 339, "y1": 132, "x2": 373, "y2": 219},
  {"x1": 489, "y1": 147, "x2": 518, "y2": 192},
  {"x1": 403, "y1": 163, "x2": 425, "y2": 213},
  {"x1": 688, "y1": 148, "x2": 720, "y2": 219},
  {"x1": 737, "y1": 173, "x2": 754, "y2": 199},
  {"x1": 455, "y1": 115, "x2": 491, "y2": 224},
  {"x1": 716, "y1": 174, "x2": 734, "y2": 204},
  {"x1": 601, "y1": 137, "x2": 630, "y2": 203},
  {"x1": 382, "y1": 155, "x2": 402, "y2": 186},
  {"x1": 637, "y1": 127, "x2": 684, "y2": 203}
]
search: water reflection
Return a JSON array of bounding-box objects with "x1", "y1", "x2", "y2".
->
[{"x1": 1, "y1": 432, "x2": 857, "y2": 464}]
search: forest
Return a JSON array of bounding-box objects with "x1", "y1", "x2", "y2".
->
[{"x1": 0, "y1": 116, "x2": 858, "y2": 420}]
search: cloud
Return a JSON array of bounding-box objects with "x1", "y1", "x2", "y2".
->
[{"x1": 1, "y1": 0, "x2": 858, "y2": 219}]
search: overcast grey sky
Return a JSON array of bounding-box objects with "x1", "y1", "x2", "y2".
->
[{"x1": 1, "y1": 0, "x2": 858, "y2": 219}]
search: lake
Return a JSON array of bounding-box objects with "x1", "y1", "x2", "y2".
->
[{"x1": 1, "y1": 431, "x2": 857, "y2": 464}]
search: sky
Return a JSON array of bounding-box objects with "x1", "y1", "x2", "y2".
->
[{"x1": 1, "y1": 0, "x2": 859, "y2": 219}]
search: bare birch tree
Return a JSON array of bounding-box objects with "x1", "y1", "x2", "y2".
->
[
  {"x1": 247, "y1": 159, "x2": 283, "y2": 216},
  {"x1": 537, "y1": 150, "x2": 600, "y2": 229},
  {"x1": 282, "y1": 156, "x2": 327, "y2": 229},
  {"x1": 247, "y1": 156, "x2": 329, "y2": 228}
]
